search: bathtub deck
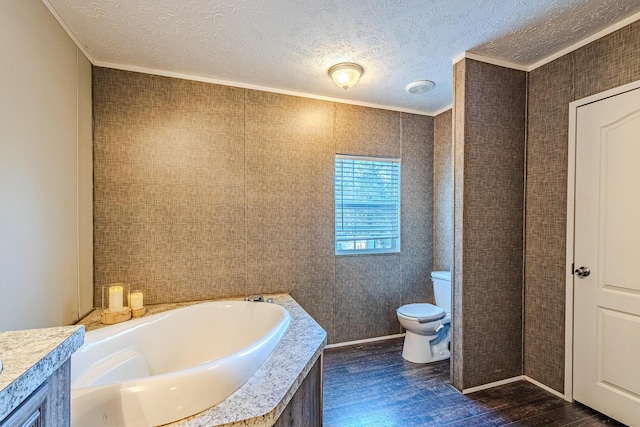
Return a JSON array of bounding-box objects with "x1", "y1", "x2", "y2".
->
[
  {"x1": 323, "y1": 338, "x2": 624, "y2": 427},
  {"x1": 0, "y1": 326, "x2": 84, "y2": 421},
  {"x1": 77, "y1": 293, "x2": 326, "y2": 427}
]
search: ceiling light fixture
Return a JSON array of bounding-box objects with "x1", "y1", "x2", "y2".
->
[
  {"x1": 406, "y1": 80, "x2": 435, "y2": 94},
  {"x1": 329, "y1": 62, "x2": 364, "y2": 90}
]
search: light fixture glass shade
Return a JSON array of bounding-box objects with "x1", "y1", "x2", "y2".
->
[{"x1": 329, "y1": 63, "x2": 364, "y2": 90}]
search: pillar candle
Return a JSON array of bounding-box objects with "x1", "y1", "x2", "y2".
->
[
  {"x1": 130, "y1": 291, "x2": 144, "y2": 310},
  {"x1": 109, "y1": 285, "x2": 124, "y2": 311}
]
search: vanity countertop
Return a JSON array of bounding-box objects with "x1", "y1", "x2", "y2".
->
[
  {"x1": 0, "y1": 325, "x2": 85, "y2": 421},
  {"x1": 80, "y1": 293, "x2": 327, "y2": 427}
]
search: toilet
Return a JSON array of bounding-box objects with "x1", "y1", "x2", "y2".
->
[{"x1": 397, "y1": 271, "x2": 452, "y2": 363}]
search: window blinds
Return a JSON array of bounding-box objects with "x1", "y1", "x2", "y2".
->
[{"x1": 335, "y1": 155, "x2": 401, "y2": 254}]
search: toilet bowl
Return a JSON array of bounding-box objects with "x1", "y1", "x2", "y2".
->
[{"x1": 397, "y1": 271, "x2": 452, "y2": 363}]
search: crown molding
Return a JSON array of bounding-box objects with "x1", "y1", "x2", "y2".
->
[
  {"x1": 528, "y1": 10, "x2": 640, "y2": 71},
  {"x1": 454, "y1": 11, "x2": 640, "y2": 73},
  {"x1": 44, "y1": 0, "x2": 640, "y2": 114},
  {"x1": 452, "y1": 52, "x2": 529, "y2": 71},
  {"x1": 41, "y1": 1, "x2": 436, "y2": 116},
  {"x1": 94, "y1": 60, "x2": 436, "y2": 116},
  {"x1": 41, "y1": 0, "x2": 94, "y2": 64},
  {"x1": 432, "y1": 104, "x2": 453, "y2": 116}
]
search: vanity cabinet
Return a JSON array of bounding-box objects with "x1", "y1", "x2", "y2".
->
[
  {"x1": 0, "y1": 383, "x2": 48, "y2": 427},
  {"x1": 0, "y1": 361, "x2": 71, "y2": 427},
  {"x1": 0, "y1": 326, "x2": 83, "y2": 427}
]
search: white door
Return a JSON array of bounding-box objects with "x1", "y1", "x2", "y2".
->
[{"x1": 574, "y1": 86, "x2": 640, "y2": 426}]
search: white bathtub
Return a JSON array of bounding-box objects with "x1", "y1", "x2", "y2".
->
[{"x1": 70, "y1": 300, "x2": 290, "y2": 426}]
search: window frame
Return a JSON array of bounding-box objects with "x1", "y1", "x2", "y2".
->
[{"x1": 334, "y1": 154, "x2": 401, "y2": 255}]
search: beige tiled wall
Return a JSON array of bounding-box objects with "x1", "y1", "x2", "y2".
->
[
  {"x1": 93, "y1": 70, "x2": 246, "y2": 305},
  {"x1": 244, "y1": 89, "x2": 336, "y2": 337},
  {"x1": 93, "y1": 67, "x2": 434, "y2": 344},
  {"x1": 452, "y1": 61, "x2": 466, "y2": 389},
  {"x1": 525, "y1": 54, "x2": 573, "y2": 394},
  {"x1": 525, "y1": 20, "x2": 640, "y2": 393},
  {"x1": 434, "y1": 109, "x2": 453, "y2": 272},
  {"x1": 453, "y1": 59, "x2": 526, "y2": 390},
  {"x1": 401, "y1": 113, "x2": 435, "y2": 308}
]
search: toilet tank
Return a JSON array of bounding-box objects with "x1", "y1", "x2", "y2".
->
[{"x1": 431, "y1": 271, "x2": 451, "y2": 313}]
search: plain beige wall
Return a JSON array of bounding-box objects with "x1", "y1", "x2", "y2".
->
[{"x1": 0, "y1": 0, "x2": 93, "y2": 330}]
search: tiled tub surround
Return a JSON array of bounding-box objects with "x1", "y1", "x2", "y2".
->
[
  {"x1": 0, "y1": 325, "x2": 84, "y2": 420},
  {"x1": 78, "y1": 293, "x2": 326, "y2": 427}
]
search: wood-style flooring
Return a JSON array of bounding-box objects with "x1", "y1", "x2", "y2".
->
[{"x1": 323, "y1": 338, "x2": 625, "y2": 427}]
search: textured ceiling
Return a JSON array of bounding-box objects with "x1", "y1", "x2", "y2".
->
[{"x1": 46, "y1": 0, "x2": 640, "y2": 115}]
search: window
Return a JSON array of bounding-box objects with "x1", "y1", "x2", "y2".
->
[{"x1": 335, "y1": 155, "x2": 401, "y2": 255}]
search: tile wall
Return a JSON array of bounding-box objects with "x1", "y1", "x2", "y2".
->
[
  {"x1": 434, "y1": 109, "x2": 453, "y2": 272},
  {"x1": 92, "y1": 68, "x2": 434, "y2": 344},
  {"x1": 525, "y1": 19, "x2": 640, "y2": 393},
  {"x1": 453, "y1": 59, "x2": 526, "y2": 390},
  {"x1": 91, "y1": 17, "x2": 640, "y2": 387},
  {"x1": 452, "y1": 60, "x2": 466, "y2": 390}
]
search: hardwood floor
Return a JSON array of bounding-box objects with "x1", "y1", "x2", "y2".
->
[{"x1": 323, "y1": 338, "x2": 625, "y2": 427}]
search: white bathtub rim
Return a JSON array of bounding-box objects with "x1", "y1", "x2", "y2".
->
[
  {"x1": 75, "y1": 294, "x2": 328, "y2": 427},
  {"x1": 72, "y1": 301, "x2": 289, "y2": 384},
  {"x1": 72, "y1": 334, "x2": 287, "y2": 426},
  {"x1": 73, "y1": 311, "x2": 290, "y2": 390},
  {"x1": 79, "y1": 300, "x2": 283, "y2": 346},
  {"x1": 71, "y1": 301, "x2": 291, "y2": 426}
]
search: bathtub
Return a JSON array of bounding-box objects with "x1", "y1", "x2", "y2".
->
[{"x1": 70, "y1": 300, "x2": 290, "y2": 426}]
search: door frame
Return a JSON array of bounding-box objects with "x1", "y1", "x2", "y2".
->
[{"x1": 564, "y1": 79, "x2": 640, "y2": 402}]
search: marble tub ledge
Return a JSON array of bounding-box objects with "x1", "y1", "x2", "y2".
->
[
  {"x1": 80, "y1": 293, "x2": 327, "y2": 427},
  {"x1": 0, "y1": 325, "x2": 85, "y2": 421}
]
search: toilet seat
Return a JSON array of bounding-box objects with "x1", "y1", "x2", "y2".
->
[{"x1": 397, "y1": 303, "x2": 445, "y2": 322}]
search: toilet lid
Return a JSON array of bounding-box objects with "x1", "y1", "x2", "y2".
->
[{"x1": 397, "y1": 303, "x2": 445, "y2": 321}]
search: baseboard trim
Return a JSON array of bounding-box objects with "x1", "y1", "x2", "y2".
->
[
  {"x1": 460, "y1": 375, "x2": 570, "y2": 401},
  {"x1": 462, "y1": 376, "x2": 525, "y2": 394},
  {"x1": 325, "y1": 338, "x2": 570, "y2": 403},
  {"x1": 524, "y1": 376, "x2": 569, "y2": 401},
  {"x1": 325, "y1": 334, "x2": 405, "y2": 349}
]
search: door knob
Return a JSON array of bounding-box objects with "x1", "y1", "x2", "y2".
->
[{"x1": 574, "y1": 266, "x2": 591, "y2": 277}]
